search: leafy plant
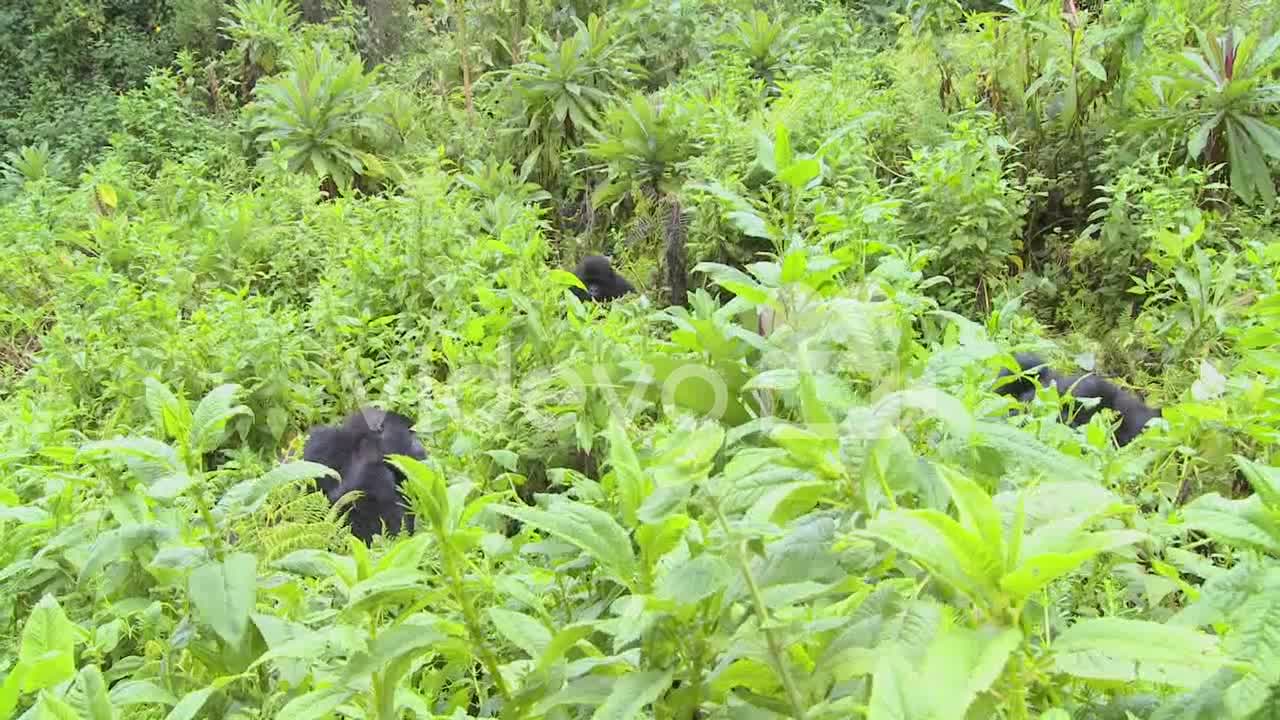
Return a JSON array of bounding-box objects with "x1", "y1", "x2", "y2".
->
[
  {"x1": 1150, "y1": 27, "x2": 1280, "y2": 204},
  {"x1": 221, "y1": 0, "x2": 301, "y2": 104},
  {"x1": 725, "y1": 10, "x2": 797, "y2": 97},
  {"x1": 505, "y1": 14, "x2": 629, "y2": 192},
  {"x1": 247, "y1": 43, "x2": 403, "y2": 194}
]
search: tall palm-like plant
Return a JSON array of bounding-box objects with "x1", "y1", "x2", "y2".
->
[
  {"x1": 588, "y1": 93, "x2": 694, "y2": 306},
  {"x1": 505, "y1": 14, "x2": 629, "y2": 192},
  {"x1": 1154, "y1": 27, "x2": 1280, "y2": 204},
  {"x1": 221, "y1": 0, "x2": 301, "y2": 105},
  {"x1": 247, "y1": 44, "x2": 390, "y2": 195}
]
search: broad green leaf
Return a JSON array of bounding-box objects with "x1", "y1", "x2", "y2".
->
[
  {"x1": 96, "y1": 183, "x2": 118, "y2": 211},
  {"x1": 0, "y1": 664, "x2": 25, "y2": 719},
  {"x1": 79, "y1": 524, "x2": 176, "y2": 585},
  {"x1": 79, "y1": 437, "x2": 181, "y2": 481},
  {"x1": 551, "y1": 269, "x2": 587, "y2": 291},
  {"x1": 1080, "y1": 56, "x2": 1108, "y2": 82},
  {"x1": 109, "y1": 680, "x2": 179, "y2": 707},
  {"x1": 215, "y1": 461, "x2": 336, "y2": 517},
  {"x1": 1053, "y1": 618, "x2": 1225, "y2": 687},
  {"x1": 495, "y1": 499, "x2": 637, "y2": 584},
  {"x1": 163, "y1": 687, "x2": 215, "y2": 720},
  {"x1": 190, "y1": 384, "x2": 251, "y2": 455},
  {"x1": 870, "y1": 623, "x2": 1020, "y2": 720},
  {"x1": 535, "y1": 622, "x2": 597, "y2": 673},
  {"x1": 1234, "y1": 455, "x2": 1280, "y2": 508},
  {"x1": 393, "y1": 456, "x2": 449, "y2": 531},
  {"x1": 277, "y1": 686, "x2": 353, "y2": 720},
  {"x1": 864, "y1": 510, "x2": 991, "y2": 603},
  {"x1": 656, "y1": 554, "x2": 734, "y2": 607},
  {"x1": 1001, "y1": 550, "x2": 1096, "y2": 601},
  {"x1": 605, "y1": 417, "x2": 649, "y2": 526},
  {"x1": 73, "y1": 665, "x2": 114, "y2": 720},
  {"x1": 590, "y1": 670, "x2": 673, "y2": 720},
  {"x1": 725, "y1": 210, "x2": 775, "y2": 241},
  {"x1": 346, "y1": 568, "x2": 429, "y2": 613},
  {"x1": 777, "y1": 158, "x2": 822, "y2": 191},
  {"x1": 936, "y1": 467, "x2": 1005, "y2": 574},
  {"x1": 1183, "y1": 493, "x2": 1280, "y2": 554},
  {"x1": 188, "y1": 553, "x2": 257, "y2": 647},
  {"x1": 351, "y1": 618, "x2": 446, "y2": 681},
  {"x1": 19, "y1": 594, "x2": 79, "y2": 692},
  {"x1": 143, "y1": 378, "x2": 189, "y2": 443},
  {"x1": 772, "y1": 123, "x2": 793, "y2": 170},
  {"x1": 37, "y1": 692, "x2": 80, "y2": 720},
  {"x1": 488, "y1": 608, "x2": 552, "y2": 659},
  {"x1": 1187, "y1": 113, "x2": 1223, "y2": 160},
  {"x1": 868, "y1": 652, "x2": 917, "y2": 720}
]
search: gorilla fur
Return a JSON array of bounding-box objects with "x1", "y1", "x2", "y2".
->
[
  {"x1": 571, "y1": 255, "x2": 635, "y2": 302},
  {"x1": 302, "y1": 408, "x2": 426, "y2": 544},
  {"x1": 995, "y1": 352, "x2": 1161, "y2": 447}
]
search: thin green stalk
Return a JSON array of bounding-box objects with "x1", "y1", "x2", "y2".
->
[
  {"x1": 712, "y1": 503, "x2": 807, "y2": 720},
  {"x1": 436, "y1": 526, "x2": 512, "y2": 702}
]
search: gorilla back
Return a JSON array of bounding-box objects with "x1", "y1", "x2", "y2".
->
[
  {"x1": 995, "y1": 353, "x2": 1161, "y2": 447},
  {"x1": 571, "y1": 255, "x2": 635, "y2": 302},
  {"x1": 302, "y1": 407, "x2": 427, "y2": 544}
]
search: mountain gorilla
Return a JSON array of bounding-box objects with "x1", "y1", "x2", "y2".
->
[
  {"x1": 995, "y1": 352, "x2": 1162, "y2": 447},
  {"x1": 303, "y1": 408, "x2": 426, "y2": 544},
  {"x1": 571, "y1": 255, "x2": 635, "y2": 302}
]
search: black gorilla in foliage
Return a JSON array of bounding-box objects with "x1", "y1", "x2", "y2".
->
[
  {"x1": 571, "y1": 255, "x2": 635, "y2": 302},
  {"x1": 995, "y1": 352, "x2": 1162, "y2": 447},
  {"x1": 302, "y1": 408, "x2": 427, "y2": 544}
]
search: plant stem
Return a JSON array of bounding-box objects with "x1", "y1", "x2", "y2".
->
[
  {"x1": 437, "y1": 528, "x2": 511, "y2": 701},
  {"x1": 712, "y1": 503, "x2": 807, "y2": 720}
]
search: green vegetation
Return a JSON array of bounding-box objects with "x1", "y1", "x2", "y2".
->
[{"x1": 1, "y1": 0, "x2": 1279, "y2": 717}]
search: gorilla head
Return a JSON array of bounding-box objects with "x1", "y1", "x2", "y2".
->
[
  {"x1": 302, "y1": 407, "x2": 426, "y2": 544},
  {"x1": 571, "y1": 255, "x2": 635, "y2": 303},
  {"x1": 995, "y1": 353, "x2": 1161, "y2": 447}
]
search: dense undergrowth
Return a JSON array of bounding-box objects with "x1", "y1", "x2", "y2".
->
[{"x1": 2, "y1": 0, "x2": 1280, "y2": 718}]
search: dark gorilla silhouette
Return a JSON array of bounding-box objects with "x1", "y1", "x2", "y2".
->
[
  {"x1": 995, "y1": 352, "x2": 1162, "y2": 447},
  {"x1": 571, "y1": 255, "x2": 635, "y2": 302},
  {"x1": 302, "y1": 408, "x2": 426, "y2": 544}
]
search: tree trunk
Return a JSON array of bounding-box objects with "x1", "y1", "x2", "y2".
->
[
  {"x1": 300, "y1": 0, "x2": 327, "y2": 23},
  {"x1": 364, "y1": 0, "x2": 401, "y2": 64}
]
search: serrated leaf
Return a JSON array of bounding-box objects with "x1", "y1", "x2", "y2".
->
[
  {"x1": 109, "y1": 680, "x2": 179, "y2": 707},
  {"x1": 605, "y1": 417, "x2": 648, "y2": 526},
  {"x1": 163, "y1": 687, "x2": 215, "y2": 720},
  {"x1": 726, "y1": 210, "x2": 775, "y2": 241},
  {"x1": 144, "y1": 378, "x2": 190, "y2": 443},
  {"x1": 1053, "y1": 618, "x2": 1225, "y2": 687},
  {"x1": 73, "y1": 665, "x2": 114, "y2": 720},
  {"x1": 188, "y1": 553, "x2": 257, "y2": 647},
  {"x1": 590, "y1": 670, "x2": 673, "y2": 720},
  {"x1": 277, "y1": 686, "x2": 352, "y2": 720},
  {"x1": 1184, "y1": 493, "x2": 1280, "y2": 554},
  {"x1": 19, "y1": 594, "x2": 79, "y2": 692},
  {"x1": 488, "y1": 608, "x2": 551, "y2": 659},
  {"x1": 494, "y1": 498, "x2": 636, "y2": 585},
  {"x1": 190, "y1": 384, "x2": 251, "y2": 455},
  {"x1": 657, "y1": 554, "x2": 734, "y2": 607},
  {"x1": 215, "y1": 461, "x2": 336, "y2": 517},
  {"x1": 37, "y1": 692, "x2": 80, "y2": 720}
]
